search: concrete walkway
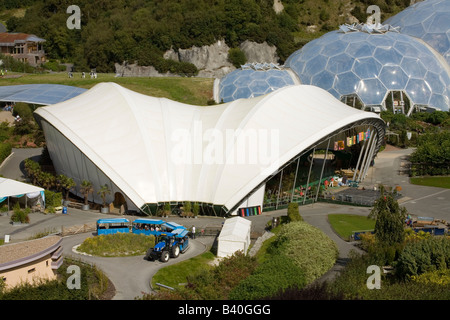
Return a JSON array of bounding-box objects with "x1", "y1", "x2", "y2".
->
[{"x1": 1, "y1": 146, "x2": 449, "y2": 298}]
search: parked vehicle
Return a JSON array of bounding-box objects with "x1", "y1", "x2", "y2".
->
[
  {"x1": 132, "y1": 218, "x2": 165, "y2": 236},
  {"x1": 145, "y1": 229, "x2": 190, "y2": 262},
  {"x1": 96, "y1": 218, "x2": 130, "y2": 235}
]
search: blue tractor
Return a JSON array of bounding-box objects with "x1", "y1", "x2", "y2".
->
[{"x1": 146, "y1": 228, "x2": 190, "y2": 262}]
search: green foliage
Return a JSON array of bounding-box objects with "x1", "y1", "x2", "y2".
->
[
  {"x1": 0, "y1": 258, "x2": 110, "y2": 300},
  {"x1": 44, "y1": 189, "x2": 62, "y2": 209},
  {"x1": 192, "y1": 202, "x2": 200, "y2": 216},
  {"x1": 80, "y1": 180, "x2": 93, "y2": 205},
  {"x1": 0, "y1": 142, "x2": 12, "y2": 164},
  {"x1": 409, "y1": 131, "x2": 450, "y2": 176},
  {"x1": 287, "y1": 201, "x2": 303, "y2": 222},
  {"x1": 147, "y1": 251, "x2": 258, "y2": 300},
  {"x1": 396, "y1": 237, "x2": 450, "y2": 279},
  {"x1": 10, "y1": 203, "x2": 30, "y2": 224},
  {"x1": 43, "y1": 60, "x2": 67, "y2": 72},
  {"x1": 268, "y1": 221, "x2": 338, "y2": 283},
  {"x1": 185, "y1": 251, "x2": 258, "y2": 300},
  {"x1": 369, "y1": 186, "x2": 406, "y2": 245},
  {"x1": 78, "y1": 233, "x2": 155, "y2": 257},
  {"x1": 228, "y1": 254, "x2": 306, "y2": 300},
  {"x1": 97, "y1": 184, "x2": 111, "y2": 207},
  {"x1": 0, "y1": 54, "x2": 37, "y2": 73},
  {"x1": 228, "y1": 48, "x2": 247, "y2": 68}
]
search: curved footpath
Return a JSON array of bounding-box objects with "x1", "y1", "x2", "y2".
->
[{"x1": 1, "y1": 146, "x2": 449, "y2": 299}]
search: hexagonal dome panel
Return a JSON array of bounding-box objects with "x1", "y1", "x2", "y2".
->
[
  {"x1": 217, "y1": 64, "x2": 298, "y2": 103},
  {"x1": 285, "y1": 27, "x2": 450, "y2": 112},
  {"x1": 384, "y1": 0, "x2": 450, "y2": 65}
]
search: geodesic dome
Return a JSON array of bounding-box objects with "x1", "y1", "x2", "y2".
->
[
  {"x1": 384, "y1": 0, "x2": 450, "y2": 66},
  {"x1": 216, "y1": 63, "x2": 299, "y2": 103},
  {"x1": 285, "y1": 25, "x2": 450, "y2": 113}
]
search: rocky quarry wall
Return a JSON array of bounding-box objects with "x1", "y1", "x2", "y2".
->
[{"x1": 115, "y1": 40, "x2": 279, "y2": 78}]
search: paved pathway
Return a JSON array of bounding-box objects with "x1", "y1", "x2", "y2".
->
[{"x1": 1, "y1": 146, "x2": 449, "y2": 298}]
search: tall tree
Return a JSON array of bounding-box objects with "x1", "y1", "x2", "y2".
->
[{"x1": 369, "y1": 185, "x2": 406, "y2": 245}]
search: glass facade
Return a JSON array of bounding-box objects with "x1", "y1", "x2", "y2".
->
[
  {"x1": 263, "y1": 122, "x2": 381, "y2": 211},
  {"x1": 218, "y1": 64, "x2": 298, "y2": 103},
  {"x1": 384, "y1": 0, "x2": 450, "y2": 66},
  {"x1": 285, "y1": 29, "x2": 450, "y2": 113}
]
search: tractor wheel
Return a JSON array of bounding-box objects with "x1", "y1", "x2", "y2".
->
[
  {"x1": 160, "y1": 250, "x2": 170, "y2": 263},
  {"x1": 145, "y1": 248, "x2": 154, "y2": 261},
  {"x1": 171, "y1": 245, "x2": 180, "y2": 258}
]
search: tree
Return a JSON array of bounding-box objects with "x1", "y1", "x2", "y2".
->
[
  {"x1": 97, "y1": 184, "x2": 111, "y2": 208},
  {"x1": 369, "y1": 185, "x2": 406, "y2": 245},
  {"x1": 80, "y1": 180, "x2": 94, "y2": 206},
  {"x1": 57, "y1": 174, "x2": 76, "y2": 201}
]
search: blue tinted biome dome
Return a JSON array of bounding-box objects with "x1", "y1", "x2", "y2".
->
[
  {"x1": 217, "y1": 63, "x2": 299, "y2": 103},
  {"x1": 384, "y1": 0, "x2": 450, "y2": 66},
  {"x1": 285, "y1": 25, "x2": 450, "y2": 113}
]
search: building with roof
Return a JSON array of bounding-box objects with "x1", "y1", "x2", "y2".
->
[
  {"x1": 216, "y1": 21, "x2": 450, "y2": 115},
  {"x1": 213, "y1": 63, "x2": 300, "y2": 103},
  {"x1": 0, "y1": 33, "x2": 46, "y2": 67},
  {"x1": 0, "y1": 236, "x2": 63, "y2": 290},
  {"x1": 0, "y1": 84, "x2": 87, "y2": 106},
  {"x1": 34, "y1": 82, "x2": 385, "y2": 216},
  {"x1": 217, "y1": 216, "x2": 251, "y2": 258},
  {"x1": 285, "y1": 23, "x2": 450, "y2": 115},
  {"x1": 384, "y1": 0, "x2": 450, "y2": 66},
  {"x1": 0, "y1": 177, "x2": 45, "y2": 212}
]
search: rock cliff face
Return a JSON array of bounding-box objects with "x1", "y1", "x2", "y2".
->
[
  {"x1": 239, "y1": 40, "x2": 279, "y2": 64},
  {"x1": 115, "y1": 40, "x2": 279, "y2": 78}
]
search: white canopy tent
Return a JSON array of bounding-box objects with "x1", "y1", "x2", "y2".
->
[
  {"x1": 0, "y1": 178, "x2": 45, "y2": 210},
  {"x1": 217, "y1": 217, "x2": 252, "y2": 258},
  {"x1": 34, "y1": 82, "x2": 385, "y2": 215}
]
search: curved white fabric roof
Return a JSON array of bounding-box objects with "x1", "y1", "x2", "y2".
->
[{"x1": 35, "y1": 82, "x2": 384, "y2": 213}]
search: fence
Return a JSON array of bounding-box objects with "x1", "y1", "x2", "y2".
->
[{"x1": 61, "y1": 222, "x2": 96, "y2": 236}]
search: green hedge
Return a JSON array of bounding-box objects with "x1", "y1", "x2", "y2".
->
[
  {"x1": 396, "y1": 237, "x2": 450, "y2": 279},
  {"x1": 228, "y1": 254, "x2": 306, "y2": 300},
  {"x1": 0, "y1": 142, "x2": 12, "y2": 164},
  {"x1": 267, "y1": 221, "x2": 338, "y2": 284}
]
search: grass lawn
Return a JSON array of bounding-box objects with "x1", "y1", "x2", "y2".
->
[
  {"x1": 328, "y1": 214, "x2": 375, "y2": 241},
  {"x1": 151, "y1": 251, "x2": 216, "y2": 290},
  {"x1": 410, "y1": 176, "x2": 450, "y2": 189},
  {"x1": 0, "y1": 72, "x2": 215, "y2": 106}
]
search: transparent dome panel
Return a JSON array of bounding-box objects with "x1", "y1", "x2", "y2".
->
[
  {"x1": 356, "y1": 78, "x2": 387, "y2": 105},
  {"x1": 334, "y1": 72, "x2": 360, "y2": 95},
  {"x1": 406, "y1": 78, "x2": 432, "y2": 105},
  {"x1": 353, "y1": 57, "x2": 382, "y2": 79},
  {"x1": 379, "y1": 66, "x2": 409, "y2": 90}
]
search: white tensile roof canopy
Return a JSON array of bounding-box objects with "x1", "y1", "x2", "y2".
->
[
  {"x1": 34, "y1": 82, "x2": 384, "y2": 214},
  {"x1": 0, "y1": 178, "x2": 45, "y2": 207}
]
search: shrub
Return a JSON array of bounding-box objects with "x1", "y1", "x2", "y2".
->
[
  {"x1": 44, "y1": 190, "x2": 62, "y2": 209},
  {"x1": 10, "y1": 203, "x2": 30, "y2": 224},
  {"x1": 268, "y1": 221, "x2": 338, "y2": 283},
  {"x1": 78, "y1": 233, "x2": 155, "y2": 257},
  {"x1": 228, "y1": 254, "x2": 306, "y2": 300},
  {"x1": 228, "y1": 48, "x2": 247, "y2": 68},
  {"x1": 0, "y1": 142, "x2": 12, "y2": 164},
  {"x1": 396, "y1": 237, "x2": 450, "y2": 279},
  {"x1": 174, "y1": 251, "x2": 258, "y2": 300},
  {"x1": 287, "y1": 202, "x2": 302, "y2": 222}
]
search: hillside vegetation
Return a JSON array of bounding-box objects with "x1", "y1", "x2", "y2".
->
[{"x1": 2, "y1": 0, "x2": 410, "y2": 73}]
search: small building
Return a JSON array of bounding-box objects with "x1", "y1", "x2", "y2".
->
[
  {"x1": 0, "y1": 32, "x2": 46, "y2": 67},
  {"x1": 0, "y1": 236, "x2": 63, "y2": 290},
  {"x1": 217, "y1": 217, "x2": 251, "y2": 258}
]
